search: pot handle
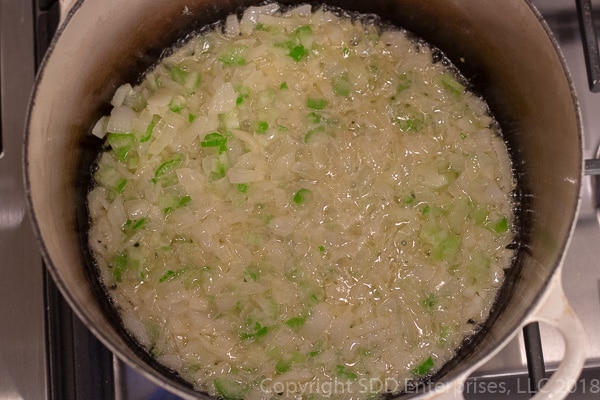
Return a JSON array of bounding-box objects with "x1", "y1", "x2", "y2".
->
[
  {"x1": 520, "y1": 272, "x2": 588, "y2": 400},
  {"x1": 58, "y1": 0, "x2": 79, "y2": 25},
  {"x1": 423, "y1": 271, "x2": 587, "y2": 400}
]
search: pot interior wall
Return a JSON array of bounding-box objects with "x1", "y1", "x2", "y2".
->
[{"x1": 26, "y1": 0, "x2": 581, "y2": 397}]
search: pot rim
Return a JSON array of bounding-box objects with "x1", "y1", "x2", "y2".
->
[{"x1": 22, "y1": 1, "x2": 585, "y2": 399}]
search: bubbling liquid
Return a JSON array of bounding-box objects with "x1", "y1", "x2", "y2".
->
[{"x1": 87, "y1": 4, "x2": 515, "y2": 399}]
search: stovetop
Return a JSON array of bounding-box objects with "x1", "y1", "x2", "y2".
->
[{"x1": 1, "y1": 1, "x2": 599, "y2": 399}]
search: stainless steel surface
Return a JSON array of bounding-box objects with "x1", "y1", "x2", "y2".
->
[{"x1": 0, "y1": 0, "x2": 48, "y2": 399}]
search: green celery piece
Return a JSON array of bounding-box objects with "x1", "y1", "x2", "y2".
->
[
  {"x1": 280, "y1": 81, "x2": 288, "y2": 90},
  {"x1": 115, "y1": 178, "x2": 128, "y2": 193},
  {"x1": 468, "y1": 253, "x2": 492, "y2": 284},
  {"x1": 433, "y1": 233, "x2": 461, "y2": 262},
  {"x1": 421, "y1": 293, "x2": 437, "y2": 312},
  {"x1": 218, "y1": 45, "x2": 248, "y2": 66},
  {"x1": 412, "y1": 356, "x2": 434, "y2": 377},
  {"x1": 335, "y1": 365, "x2": 357, "y2": 380},
  {"x1": 243, "y1": 269, "x2": 258, "y2": 282},
  {"x1": 163, "y1": 195, "x2": 192, "y2": 215},
  {"x1": 396, "y1": 72, "x2": 413, "y2": 94},
  {"x1": 158, "y1": 267, "x2": 188, "y2": 283},
  {"x1": 152, "y1": 153, "x2": 183, "y2": 183},
  {"x1": 403, "y1": 193, "x2": 416, "y2": 205},
  {"x1": 307, "y1": 111, "x2": 321, "y2": 124},
  {"x1": 132, "y1": 218, "x2": 147, "y2": 230},
  {"x1": 213, "y1": 378, "x2": 247, "y2": 400},
  {"x1": 395, "y1": 115, "x2": 425, "y2": 132},
  {"x1": 285, "y1": 316, "x2": 307, "y2": 329},
  {"x1": 438, "y1": 325, "x2": 452, "y2": 346},
  {"x1": 141, "y1": 115, "x2": 160, "y2": 143},
  {"x1": 255, "y1": 120, "x2": 269, "y2": 134},
  {"x1": 294, "y1": 25, "x2": 312, "y2": 37},
  {"x1": 275, "y1": 359, "x2": 290, "y2": 374},
  {"x1": 169, "y1": 65, "x2": 188, "y2": 84},
  {"x1": 94, "y1": 164, "x2": 126, "y2": 193},
  {"x1": 491, "y1": 216, "x2": 510, "y2": 234},
  {"x1": 470, "y1": 205, "x2": 489, "y2": 226},
  {"x1": 200, "y1": 132, "x2": 228, "y2": 153},
  {"x1": 441, "y1": 74, "x2": 465, "y2": 95},
  {"x1": 306, "y1": 97, "x2": 328, "y2": 110},
  {"x1": 332, "y1": 73, "x2": 351, "y2": 97},
  {"x1": 113, "y1": 252, "x2": 128, "y2": 283},
  {"x1": 255, "y1": 326, "x2": 269, "y2": 337},
  {"x1": 107, "y1": 132, "x2": 135, "y2": 161},
  {"x1": 289, "y1": 44, "x2": 307, "y2": 61},
  {"x1": 237, "y1": 183, "x2": 249, "y2": 193},
  {"x1": 293, "y1": 188, "x2": 312, "y2": 204},
  {"x1": 185, "y1": 71, "x2": 202, "y2": 90},
  {"x1": 123, "y1": 217, "x2": 147, "y2": 235},
  {"x1": 211, "y1": 158, "x2": 228, "y2": 180}
]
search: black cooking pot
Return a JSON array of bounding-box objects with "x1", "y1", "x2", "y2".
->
[{"x1": 25, "y1": 0, "x2": 587, "y2": 399}]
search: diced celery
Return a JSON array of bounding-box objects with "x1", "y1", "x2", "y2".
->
[
  {"x1": 169, "y1": 96, "x2": 185, "y2": 113},
  {"x1": 95, "y1": 163, "x2": 126, "y2": 193},
  {"x1": 243, "y1": 269, "x2": 258, "y2": 282},
  {"x1": 491, "y1": 216, "x2": 510, "y2": 234},
  {"x1": 396, "y1": 72, "x2": 413, "y2": 94},
  {"x1": 255, "y1": 120, "x2": 269, "y2": 134},
  {"x1": 432, "y1": 233, "x2": 461, "y2": 262},
  {"x1": 285, "y1": 316, "x2": 307, "y2": 329},
  {"x1": 468, "y1": 253, "x2": 491, "y2": 284},
  {"x1": 275, "y1": 359, "x2": 290, "y2": 374},
  {"x1": 240, "y1": 320, "x2": 269, "y2": 340},
  {"x1": 289, "y1": 44, "x2": 307, "y2": 61},
  {"x1": 237, "y1": 183, "x2": 249, "y2": 193},
  {"x1": 107, "y1": 132, "x2": 135, "y2": 161},
  {"x1": 335, "y1": 365, "x2": 357, "y2": 380},
  {"x1": 441, "y1": 74, "x2": 465, "y2": 95},
  {"x1": 218, "y1": 45, "x2": 249, "y2": 65},
  {"x1": 159, "y1": 267, "x2": 188, "y2": 283},
  {"x1": 152, "y1": 153, "x2": 184, "y2": 184},
  {"x1": 112, "y1": 252, "x2": 128, "y2": 282},
  {"x1": 306, "y1": 97, "x2": 328, "y2": 110},
  {"x1": 213, "y1": 378, "x2": 247, "y2": 400},
  {"x1": 122, "y1": 218, "x2": 147, "y2": 235},
  {"x1": 163, "y1": 195, "x2": 192, "y2": 215},
  {"x1": 332, "y1": 73, "x2": 351, "y2": 97},
  {"x1": 394, "y1": 115, "x2": 425, "y2": 132},
  {"x1": 421, "y1": 293, "x2": 437, "y2": 312},
  {"x1": 169, "y1": 65, "x2": 188, "y2": 84},
  {"x1": 403, "y1": 193, "x2": 416, "y2": 205},
  {"x1": 294, "y1": 25, "x2": 312, "y2": 37},
  {"x1": 307, "y1": 112, "x2": 321, "y2": 124},
  {"x1": 184, "y1": 70, "x2": 202, "y2": 91},
  {"x1": 200, "y1": 132, "x2": 228, "y2": 153},
  {"x1": 293, "y1": 188, "x2": 312, "y2": 204},
  {"x1": 470, "y1": 204, "x2": 489, "y2": 226},
  {"x1": 412, "y1": 356, "x2": 434, "y2": 377},
  {"x1": 141, "y1": 114, "x2": 160, "y2": 143}
]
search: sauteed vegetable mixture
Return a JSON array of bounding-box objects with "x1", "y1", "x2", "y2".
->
[{"x1": 87, "y1": 3, "x2": 515, "y2": 399}]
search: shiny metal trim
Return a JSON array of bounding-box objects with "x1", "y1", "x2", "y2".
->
[{"x1": 0, "y1": 0, "x2": 48, "y2": 399}]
